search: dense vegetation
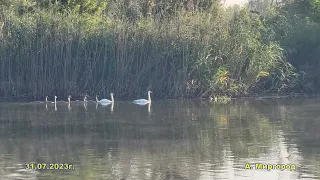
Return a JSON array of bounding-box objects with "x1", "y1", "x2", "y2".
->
[{"x1": 0, "y1": 0, "x2": 319, "y2": 99}]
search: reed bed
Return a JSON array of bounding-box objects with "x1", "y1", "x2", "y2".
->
[{"x1": 0, "y1": 6, "x2": 292, "y2": 99}]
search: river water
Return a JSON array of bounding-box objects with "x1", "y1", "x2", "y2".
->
[{"x1": 0, "y1": 98, "x2": 319, "y2": 180}]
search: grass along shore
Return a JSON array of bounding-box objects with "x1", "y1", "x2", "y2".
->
[{"x1": 0, "y1": 4, "x2": 304, "y2": 99}]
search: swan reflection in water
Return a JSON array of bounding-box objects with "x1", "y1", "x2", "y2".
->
[
  {"x1": 95, "y1": 101, "x2": 114, "y2": 112},
  {"x1": 84, "y1": 101, "x2": 88, "y2": 110},
  {"x1": 148, "y1": 102, "x2": 152, "y2": 116}
]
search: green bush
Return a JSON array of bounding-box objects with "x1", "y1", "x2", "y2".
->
[{"x1": 0, "y1": 2, "x2": 308, "y2": 99}]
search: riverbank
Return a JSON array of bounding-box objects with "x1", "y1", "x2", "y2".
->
[{"x1": 0, "y1": 1, "x2": 319, "y2": 99}]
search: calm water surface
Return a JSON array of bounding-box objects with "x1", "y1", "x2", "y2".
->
[{"x1": 0, "y1": 98, "x2": 320, "y2": 180}]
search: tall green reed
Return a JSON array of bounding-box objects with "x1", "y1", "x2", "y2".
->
[{"x1": 0, "y1": 5, "x2": 289, "y2": 99}]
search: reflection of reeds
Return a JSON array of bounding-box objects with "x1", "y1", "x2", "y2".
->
[{"x1": 0, "y1": 100, "x2": 279, "y2": 149}]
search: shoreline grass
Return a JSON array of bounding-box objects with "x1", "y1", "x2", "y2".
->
[{"x1": 0, "y1": 2, "x2": 318, "y2": 100}]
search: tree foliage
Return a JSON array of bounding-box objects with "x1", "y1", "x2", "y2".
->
[{"x1": 0, "y1": 0, "x2": 107, "y2": 15}]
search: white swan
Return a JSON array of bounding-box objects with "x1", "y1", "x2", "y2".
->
[
  {"x1": 84, "y1": 95, "x2": 88, "y2": 103},
  {"x1": 133, "y1": 91, "x2": 152, "y2": 105},
  {"x1": 85, "y1": 95, "x2": 96, "y2": 103},
  {"x1": 67, "y1": 95, "x2": 71, "y2": 104},
  {"x1": 53, "y1": 96, "x2": 57, "y2": 104},
  {"x1": 46, "y1": 96, "x2": 57, "y2": 104},
  {"x1": 45, "y1": 96, "x2": 52, "y2": 103},
  {"x1": 96, "y1": 93, "x2": 114, "y2": 104}
]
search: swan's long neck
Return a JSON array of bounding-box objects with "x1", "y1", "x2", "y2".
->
[
  {"x1": 84, "y1": 96, "x2": 87, "y2": 102},
  {"x1": 54, "y1": 97, "x2": 57, "y2": 104},
  {"x1": 68, "y1": 97, "x2": 71, "y2": 104},
  {"x1": 111, "y1": 94, "x2": 114, "y2": 102},
  {"x1": 96, "y1": 96, "x2": 99, "y2": 102},
  {"x1": 148, "y1": 92, "x2": 151, "y2": 102},
  {"x1": 45, "y1": 97, "x2": 48, "y2": 102}
]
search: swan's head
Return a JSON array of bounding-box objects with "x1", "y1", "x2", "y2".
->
[
  {"x1": 68, "y1": 95, "x2": 72, "y2": 99},
  {"x1": 46, "y1": 96, "x2": 49, "y2": 99},
  {"x1": 54, "y1": 96, "x2": 57, "y2": 99},
  {"x1": 110, "y1": 93, "x2": 114, "y2": 96},
  {"x1": 148, "y1": 90, "x2": 152, "y2": 94},
  {"x1": 96, "y1": 95, "x2": 99, "y2": 98}
]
